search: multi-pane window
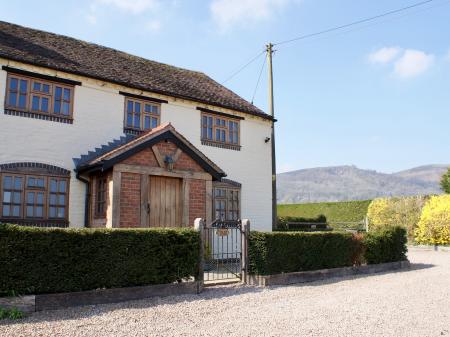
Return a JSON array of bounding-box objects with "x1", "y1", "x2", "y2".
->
[
  {"x1": 95, "y1": 177, "x2": 107, "y2": 217},
  {"x1": 201, "y1": 115, "x2": 213, "y2": 140},
  {"x1": 228, "y1": 189, "x2": 240, "y2": 220},
  {"x1": 125, "y1": 98, "x2": 160, "y2": 131},
  {"x1": 213, "y1": 187, "x2": 240, "y2": 221},
  {"x1": 31, "y1": 81, "x2": 51, "y2": 113},
  {"x1": 53, "y1": 86, "x2": 72, "y2": 115},
  {"x1": 5, "y1": 74, "x2": 74, "y2": 117},
  {"x1": 48, "y1": 178, "x2": 67, "y2": 219},
  {"x1": 215, "y1": 118, "x2": 227, "y2": 143},
  {"x1": 229, "y1": 121, "x2": 239, "y2": 144},
  {"x1": 201, "y1": 113, "x2": 240, "y2": 146},
  {"x1": 7, "y1": 77, "x2": 28, "y2": 109},
  {"x1": 2, "y1": 175, "x2": 23, "y2": 218},
  {"x1": 214, "y1": 188, "x2": 227, "y2": 220},
  {"x1": 26, "y1": 176, "x2": 46, "y2": 218},
  {"x1": 0, "y1": 173, "x2": 69, "y2": 222}
]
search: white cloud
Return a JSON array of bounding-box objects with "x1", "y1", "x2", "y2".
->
[
  {"x1": 210, "y1": 0, "x2": 295, "y2": 30},
  {"x1": 368, "y1": 47, "x2": 435, "y2": 79},
  {"x1": 96, "y1": 0, "x2": 159, "y2": 14},
  {"x1": 393, "y1": 49, "x2": 434, "y2": 79},
  {"x1": 368, "y1": 47, "x2": 401, "y2": 64}
]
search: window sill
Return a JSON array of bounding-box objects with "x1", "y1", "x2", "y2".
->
[
  {"x1": 201, "y1": 139, "x2": 241, "y2": 151},
  {"x1": 124, "y1": 127, "x2": 145, "y2": 136},
  {"x1": 0, "y1": 218, "x2": 69, "y2": 228},
  {"x1": 4, "y1": 108, "x2": 73, "y2": 124}
]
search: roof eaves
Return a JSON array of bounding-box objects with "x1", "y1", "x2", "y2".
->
[{"x1": 0, "y1": 56, "x2": 273, "y2": 121}]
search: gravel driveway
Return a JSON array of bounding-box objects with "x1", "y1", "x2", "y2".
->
[{"x1": 1, "y1": 249, "x2": 449, "y2": 337}]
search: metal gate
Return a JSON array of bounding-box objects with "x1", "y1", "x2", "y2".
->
[{"x1": 199, "y1": 219, "x2": 249, "y2": 283}]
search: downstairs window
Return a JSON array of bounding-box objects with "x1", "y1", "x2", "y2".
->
[
  {"x1": 0, "y1": 164, "x2": 70, "y2": 226},
  {"x1": 213, "y1": 183, "x2": 241, "y2": 221}
]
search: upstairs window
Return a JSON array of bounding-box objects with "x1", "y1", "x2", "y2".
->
[
  {"x1": 7, "y1": 77, "x2": 28, "y2": 109},
  {"x1": 201, "y1": 113, "x2": 240, "y2": 148},
  {"x1": 5, "y1": 74, "x2": 74, "y2": 118},
  {"x1": 124, "y1": 98, "x2": 160, "y2": 133}
]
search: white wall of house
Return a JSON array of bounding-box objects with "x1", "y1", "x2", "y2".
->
[{"x1": 0, "y1": 60, "x2": 273, "y2": 231}]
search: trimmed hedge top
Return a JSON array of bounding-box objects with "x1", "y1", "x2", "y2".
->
[
  {"x1": 277, "y1": 200, "x2": 371, "y2": 223},
  {"x1": 0, "y1": 224, "x2": 200, "y2": 296}
]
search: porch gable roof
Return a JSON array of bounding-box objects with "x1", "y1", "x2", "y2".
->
[{"x1": 74, "y1": 123, "x2": 226, "y2": 180}]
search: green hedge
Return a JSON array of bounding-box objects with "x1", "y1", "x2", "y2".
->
[
  {"x1": 0, "y1": 224, "x2": 200, "y2": 296},
  {"x1": 278, "y1": 200, "x2": 371, "y2": 222},
  {"x1": 249, "y1": 231, "x2": 358, "y2": 275},
  {"x1": 249, "y1": 227, "x2": 408, "y2": 275},
  {"x1": 276, "y1": 215, "x2": 327, "y2": 231},
  {"x1": 364, "y1": 226, "x2": 407, "y2": 264}
]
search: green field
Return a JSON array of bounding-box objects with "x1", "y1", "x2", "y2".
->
[{"x1": 277, "y1": 200, "x2": 372, "y2": 224}]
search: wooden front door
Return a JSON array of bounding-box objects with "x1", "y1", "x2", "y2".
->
[{"x1": 148, "y1": 176, "x2": 182, "y2": 227}]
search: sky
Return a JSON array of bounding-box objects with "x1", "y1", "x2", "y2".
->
[{"x1": 1, "y1": 0, "x2": 449, "y2": 174}]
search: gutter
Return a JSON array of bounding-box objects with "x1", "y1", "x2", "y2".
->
[{"x1": 75, "y1": 172, "x2": 90, "y2": 228}]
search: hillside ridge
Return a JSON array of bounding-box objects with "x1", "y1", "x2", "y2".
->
[{"x1": 277, "y1": 164, "x2": 448, "y2": 204}]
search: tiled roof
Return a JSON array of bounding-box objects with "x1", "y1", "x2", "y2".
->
[
  {"x1": 74, "y1": 123, "x2": 226, "y2": 180},
  {"x1": 220, "y1": 178, "x2": 242, "y2": 187},
  {"x1": 73, "y1": 134, "x2": 136, "y2": 168},
  {"x1": 0, "y1": 21, "x2": 271, "y2": 120}
]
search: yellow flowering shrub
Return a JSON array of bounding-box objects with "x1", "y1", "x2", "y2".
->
[
  {"x1": 367, "y1": 196, "x2": 428, "y2": 241},
  {"x1": 415, "y1": 195, "x2": 450, "y2": 245}
]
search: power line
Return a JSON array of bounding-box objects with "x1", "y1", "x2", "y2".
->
[
  {"x1": 274, "y1": 0, "x2": 435, "y2": 46},
  {"x1": 286, "y1": 0, "x2": 450, "y2": 47},
  {"x1": 222, "y1": 0, "x2": 444, "y2": 95},
  {"x1": 251, "y1": 53, "x2": 267, "y2": 104},
  {"x1": 221, "y1": 49, "x2": 265, "y2": 84}
]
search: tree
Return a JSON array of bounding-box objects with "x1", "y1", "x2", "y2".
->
[{"x1": 441, "y1": 168, "x2": 450, "y2": 194}]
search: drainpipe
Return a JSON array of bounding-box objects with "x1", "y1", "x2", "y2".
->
[{"x1": 76, "y1": 172, "x2": 90, "y2": 228}]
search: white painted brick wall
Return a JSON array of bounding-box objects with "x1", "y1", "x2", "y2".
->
[{"x1": 0, "y1": 61, "x2": 273, "y2": 231}]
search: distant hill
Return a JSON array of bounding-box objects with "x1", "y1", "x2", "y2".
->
[
  {"x1": 277, "y1": 165, "x2": 448, "y2": 204},
  {"x1": 392, "y1": 165, "x2": 448, "y2": 183}
]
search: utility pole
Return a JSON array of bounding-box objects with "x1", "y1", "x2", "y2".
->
[{"x1": 266, "y1": 43, "x2": 277, "y2": 230}]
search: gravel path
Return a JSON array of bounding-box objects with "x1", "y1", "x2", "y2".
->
[{"x1": 1, "y1": 249, "x2": 449, "y2": 337}]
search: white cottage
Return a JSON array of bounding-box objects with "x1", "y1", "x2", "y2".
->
[{"x1": 0, "y1": 21, "x2": 274, "y2": 231}]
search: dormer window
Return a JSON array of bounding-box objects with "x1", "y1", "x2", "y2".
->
[
  {"x1": 124, "y1": 98, "x2": 160, "y2": 134},
  {"x1": 5, "y1": 73, "x2": 74, "y2": 119}
]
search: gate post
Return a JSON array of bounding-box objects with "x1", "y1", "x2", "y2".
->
[
  {"x1": 194, "y1": 218, "x2": 205, "y2": 293},
  {"x1": 241, "y1": 219, "x2": 250, "y2": 284}
]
